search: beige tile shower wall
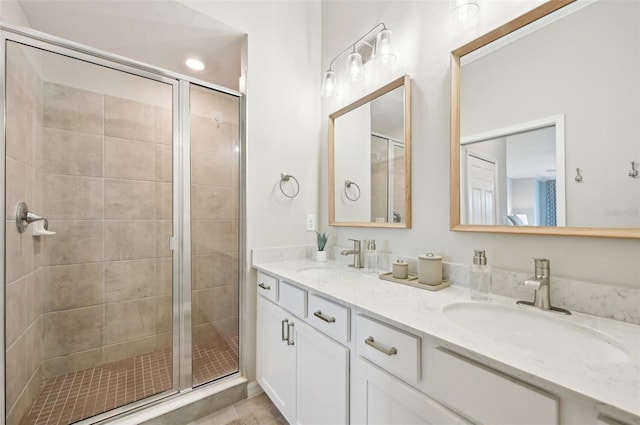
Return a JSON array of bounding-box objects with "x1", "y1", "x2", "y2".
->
[
  {"x1": 5, "y1": 43, "x2": 46, "y2": 425},
  {"x1": 191, "y1": 110, "x2": 240, "y2": 345},
  {"x1": 41, "y1": 83, "x2": 173, "y2": 378}
]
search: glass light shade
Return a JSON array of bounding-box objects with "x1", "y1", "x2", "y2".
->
[
  {"x1": 345, "y1": 51, "x2": 364, "y2": 84},
  {"x1": 449, "y1": 0, "x2": 479, "y2": 22},
  {"x1": 375, "y1": 29, "x2": 396, "y2": 65},
  {"x1": 321, "y1": 70, "x2": 338, "y2": 97}
]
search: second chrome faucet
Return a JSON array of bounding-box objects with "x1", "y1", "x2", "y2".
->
[{"x1": 517, "y1": 258, "x2": 570, "y2": 315}]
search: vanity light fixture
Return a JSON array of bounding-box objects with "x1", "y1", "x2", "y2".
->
[
  {"x1": 321, "y1": 23, "x2": 396, "y2": 98},
  {"x1": 345, "y1": 48, "x2": 364, "y2": 84},
  {"x1": 185, "y1": 58, "x2": 205, "y2": 71},
  {"x1": 449, "y1": 0, "x2": 480, "y2": 22}
]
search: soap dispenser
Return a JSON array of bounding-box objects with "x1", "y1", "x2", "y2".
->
[
  {"x1": 364, "y1": 240, "x2": 378, "y2": 274},
  {"x1": 470, "y1": 249, "x2": 491, "y2": 301}
]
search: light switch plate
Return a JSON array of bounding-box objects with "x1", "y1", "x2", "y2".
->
[{"x1": 306, "y1": 214, "x2": 316, "y2": 231}]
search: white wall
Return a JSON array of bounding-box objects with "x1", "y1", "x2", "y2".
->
[
  {"x1": 334, "y1": 103, "x2": 371, "y2": 221},
  {"x1": 0, "y1": 1, "x2": 31, "y2": 27},
  {"x1": 321, "y1": 1, "x2": 640, "y2": 288}
]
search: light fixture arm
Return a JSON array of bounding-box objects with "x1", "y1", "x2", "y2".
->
[{"x1": 326, "y1": 22, "x2": 388, "y2": 71}]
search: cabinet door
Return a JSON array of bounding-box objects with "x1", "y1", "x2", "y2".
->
[
  {"x1": 353, "y1": 357, "x2": 471, "y2": 425},
  {"x1": 296, "y1": 320, "x2": 349, "y2": 425},
  {"x1": 257, "y1": 297, "x2": 296, "y2": 422}
]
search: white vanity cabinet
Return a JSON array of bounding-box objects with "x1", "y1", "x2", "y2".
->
[
  {"x1": 257, "y1": 294, "x2": 297, "y2": 421},
  {"x1": 353, "y1": 314, "x2": 471, "y2": 425},
  {"x1": 425, "y1": 347, "x2": 559, "y2": 425},
  {"x1": 255, "y1": 265, "x2": 638, "y2": 425},
  {"x1": 256, "y1": 274, "x2": 350, "y2": 425},
  {"x1": 353, "y1": 357, "x2": 471, "y2": 425}
]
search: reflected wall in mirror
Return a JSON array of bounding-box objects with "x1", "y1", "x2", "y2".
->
[
  {"x1": 451, "y1": 0, "x2": 640, "y2": 238},
  {"x1": 330, "y1": 75, "x2": 411, "y2": 228}
]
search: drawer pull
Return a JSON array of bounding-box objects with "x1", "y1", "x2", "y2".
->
[
  {"x1": 365, "y1": 336, "x2": 398, "y2": 356},
  {"x1": 281, "y1": 319, "x2": 289, "y2": 341},
  {"x1": 258, "y1": 282, "x2": 271, "y2": 290},
  {"x1": 314, "y1": 310, "x2": 336, "y2": 323},
  {"x1": 287, "y1": 322, "x2": 295, "y2": 345}
]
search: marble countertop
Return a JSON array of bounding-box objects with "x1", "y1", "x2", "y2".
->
[{"x1": 254, "y1": 259, "x2": 640, "y2": 420}]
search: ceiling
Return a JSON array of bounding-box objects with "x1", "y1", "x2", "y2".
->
[{"x1": 17, "y1": 0, "x2": 245, "y2": 90}]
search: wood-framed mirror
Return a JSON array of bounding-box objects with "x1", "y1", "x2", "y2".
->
[
  {"x1": 329, "y1": 74, "x2": 411, "y2": 228},
  {"x1": 450, "y1": 0, "x2": 640, "y2": 238}
]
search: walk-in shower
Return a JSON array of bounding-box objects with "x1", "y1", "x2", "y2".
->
[{"x1": 2, "y1": 26, "x2": 244, "y2": 425}]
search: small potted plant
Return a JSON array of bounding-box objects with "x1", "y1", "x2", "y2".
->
[{"x1": 315, "y1": 230, "x2": 329, "y2": 262}]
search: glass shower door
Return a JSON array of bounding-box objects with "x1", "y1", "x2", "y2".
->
[
  {"x1": 190, "y1": 83, "x2": 240, "y2": 386},
  {"x1": 4, "y1": 40, "x2": 176, "y2": 424}
]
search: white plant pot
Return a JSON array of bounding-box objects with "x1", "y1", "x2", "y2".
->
[{"x1": 316, "y1": 251, "x2": 327, "y2": 262}]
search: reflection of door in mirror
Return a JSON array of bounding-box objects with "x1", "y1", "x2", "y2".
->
[{"x1": 462, "y1": 150, "x2": 498, "y2": 225}]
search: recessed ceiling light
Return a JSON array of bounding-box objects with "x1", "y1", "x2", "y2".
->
[{"x1": 185, "y1": 58, "x2": 205, "y2": 71}]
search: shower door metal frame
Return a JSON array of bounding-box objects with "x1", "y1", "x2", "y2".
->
[{"x1": 0, "y1": 23, "x2": 246, "y2": 424}]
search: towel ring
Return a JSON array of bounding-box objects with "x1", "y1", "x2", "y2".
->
[
  {"x1": 344, "y1": 180, "x2": 361, "y2": 201},
  {"x1": 280, "y1": 173, "x2": 300, "y2": 198}
]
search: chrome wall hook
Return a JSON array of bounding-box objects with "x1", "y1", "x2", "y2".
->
[
  {"x1": 279, "y1": 172, "x2": 300, "y2": 198},
  {"x1": 574, "y1": 168, "x2": 583, "y2": 182},
  {"x1": 629, "y1": 161, "x2": 639, "y2": 178}
]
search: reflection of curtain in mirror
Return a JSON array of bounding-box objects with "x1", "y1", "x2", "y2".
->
[{"x1": 545, "y1": 180, "x2": 557, "y2": 226}]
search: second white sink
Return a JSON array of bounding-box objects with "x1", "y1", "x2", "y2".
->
[
  {"x1": 443, "y1": 302, "x2": 630, "y2": 364},
  {"x1": 296, "y1": 265, "x2": 363, "y2": 281}
]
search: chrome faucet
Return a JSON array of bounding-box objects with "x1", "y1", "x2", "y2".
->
[
  {"x1": 341, "y1": 239, "x2": 363, "y2": 268},
  {"x1": 517, "y1": 258, "x2": 570, "y2": 315}
]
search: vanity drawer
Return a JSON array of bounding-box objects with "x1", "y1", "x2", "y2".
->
[
  {"x1": 257, "y1": 271, "x2": 277, "y2": 302},
  {"x1": 431, "y1": 348, "x2": 558, "y2": 425},
  {"x1": 356, "y1": 314, "x2": 421, "y2": 383},
  {"x1": 279, "y1": 280, "x2": 307, "y2": 318},
  {"x1": 308, "y1": 294, "x2": 350, "y2": 344}
]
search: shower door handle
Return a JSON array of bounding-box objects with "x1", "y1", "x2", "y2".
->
[{"x1": 281, "y1": 319, "x2": 289, "y2": 341}]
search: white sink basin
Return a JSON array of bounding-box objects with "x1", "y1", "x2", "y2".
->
[
  {"x1": 296, "y1": 265, "x2": 363, "y2": 281},
  {"x1": 443, "y1": 302, "x2": 630, "y2": 364}
]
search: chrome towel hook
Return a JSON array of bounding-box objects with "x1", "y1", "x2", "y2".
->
[
  {"x1": 574, "y1": 168, "x2": 583, "y2": 182},
  {"x1": 629, "y1": 161, "x2": 639, "y2": 178},
  {"x1": 280, "y1": 172, "x2": 300, "y2": 198},
  {"x1": 344, "y1": 180, "x2": 361, "y2": 201}
]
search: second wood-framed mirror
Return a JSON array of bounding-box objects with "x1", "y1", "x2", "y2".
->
[
  {"x1": 450, "y1": 0, "x2": 640, "y2": 239},
  {"x1": 329, "y1": 75, "x2": 411, "y2": 228}
]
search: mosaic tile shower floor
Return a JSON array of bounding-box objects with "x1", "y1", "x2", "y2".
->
[{"x1": 21, "y1": 337, "x2": 239, "y2": 425}]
